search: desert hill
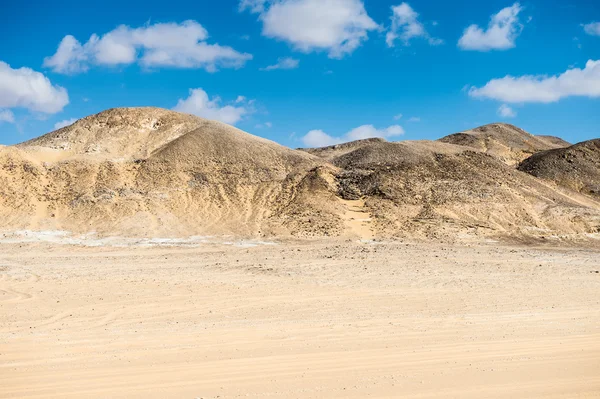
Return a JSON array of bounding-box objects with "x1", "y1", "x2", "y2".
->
[
  {"x1": 310, "y1": 138, "x2": 600, "y2": 240},
  {"x1": 18, "y1": 108, "x2": 205, "y2": 161},
  {"x1": 439, "y1": 123, "x2": 569, "y2": 165},
  {"x1": 1, "y1": 108, "x2": 599, "y2": 242},
  {"x1": 518, "y1": 139, "x2": 600, "y2": 199},
  {"x1": 536, "y1": 135, "x2": 572, "y2": 148},
  {"x1": 144, "y1": 121, "x2": 319, "y2": 184},
  {"x1": 300, "y1": 138, "x2": 387, "y2": 161},
  {"x1": 2, "y1": 108, "x2": 336, "y2": 237}
]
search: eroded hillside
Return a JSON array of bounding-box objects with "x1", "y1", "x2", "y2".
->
[{"x1": 1, "y1": 108, "x2": 599, "y2": 242}]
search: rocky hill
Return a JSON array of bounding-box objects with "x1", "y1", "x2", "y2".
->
[
  {"x1": 518, "y1": 139, "x2": 600, "y2": 199},
  {"x1": 306, "y1": 138, "x2": 600, "y2": 240},
  {"x1": 439, "y1": 123, "x2": 569, "y2": 165},
  {"x1": 1, "y1": 108, "x2": 598, "y2": 242}
]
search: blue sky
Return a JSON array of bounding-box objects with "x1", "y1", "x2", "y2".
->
[{"x1": 0, "y1": 0, "x2": 599, "y2": 147}]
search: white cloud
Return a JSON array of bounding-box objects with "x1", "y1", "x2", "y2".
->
[
  {"x1": 44, "y1": 21, "x2": 252, "y2": 74},
  {"x1": 43, "y1": 35, "x2": 90, "y2": 74},
  {"x1": 393, "y1": 113, "x2": 403, "y2": 120},
  {"x1": 469, "y1": 59, "x2": 600, "y2": 103},
  {"x1": 173, "y1": 88, "x2": 252, "y2": 125},
  {"x1": 54, "y1": 118, "x2": 78, "y2": 129},
  {"x1": 239, "y1": 0, "x2": 267, "y2": 13},
  {"x1": 386, "y1": 3, "x2": 442, "y2": 47},
  {"x1": 241, "y1": 0, "x2": 378, "y2": 59},
  {"x1": 346, "y1": 125, "x2": 404, "y2": 140},
  {"x1": 255, "y1": 121, "x2": 273, "y2": 128},
  {"x1": 458, "y1": 3, "x2": 523, "y2": 51},
  {"x1": 260, "y1": 57, "x2": 299, "y2": 71},
  {"x1": 0, "y1": 61, "x2": 69, "y2": 114},
  {"x1": 301, "y1": 124, "x2": 404, "y2": 147},
  {"x1": 302, "y1": 130, "x2": 341, "y2": 147},
  {"x1": 408, "y1": 116, "x2": 420, "y2": 122},
  {"x1": 0, "y1": 109, "x2": 15, "y2": 124},
  {"x1": 583, "y1": 22, "x2": 600, "y2": 36},
  {"x1": 497, "y1": 104, "x2": 516, "y2": 118}
]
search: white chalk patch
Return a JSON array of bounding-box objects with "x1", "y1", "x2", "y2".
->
[{"x1": 0, "y1": 230, "x2": 277, "y2": 248}]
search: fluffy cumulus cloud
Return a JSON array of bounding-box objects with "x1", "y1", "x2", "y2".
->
[
  {"x1": 43, "y1": 35, "x2": 90, "y2": 74},
  {"x1": 386, "y1": 3, "x2": 442, "y2": 47},
  {"x1": 583, "y1": 22, "x2": 600, "y2": 36},
  {"x1": 54, "y1": 118, "x2": 78, "y2": 129},
  {"x1": 0, "y1": 61, "x2": 69, "y2": 114},
  {"x1": 497, "y1": 104, "x2": 516, "y2": 118},
  {"x1": 240, "y1": 0, "x2": 378, "y2": 58},
  {"x1": 260, "y1": 57, "x2": 299, "y2": 71},
  {"x1": 302, "y1": 130, "x2": 341, "y2": 147},
  {"x1": 44, "y1": 21, "x2": 252, "y2": 74},
  {"x1": 173, "y1": 88, "x2": 252, "y2": 125},
  {"x1": 458, "y1": 3, "x2": 523, "y2": 51},
  {"x1": 0, "y1": 109, "x2": 15, "y2": 123},
  {"x1": 302, "y1": 124, "x2": 404, "y2": 147},
  {"x1": 469, "y1": 59, "x2": 600, "y2": 103}
]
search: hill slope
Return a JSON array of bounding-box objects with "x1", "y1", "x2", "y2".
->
[
  {"x1": 322, "y1": 138, "x2": 600, "y2": 240},
  {"x1": 518, "y1": 139, "x2": 600, "y2": 199},
  {"x1": 439, "y1": 123, "x2": 569, "y2": 165},
  {"x1": 18, "y1": 108, "x2": 205, "y2": 161},
  {"x1": 145, "y1": 121, "x2": 319, "y2": 184},
  {"x1": 3, "y1": 108, "x2": 337, "y2": 237},
  {"x1": 1, "y1": 109, "x2": 598, "y2": 241}
]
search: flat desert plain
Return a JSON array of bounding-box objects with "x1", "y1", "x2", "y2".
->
[{"x1": 1, "y1": 240, "x2": 599, "y2": 398}]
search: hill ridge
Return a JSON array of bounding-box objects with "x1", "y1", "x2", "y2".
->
[
  {"x1": 438, "y1": 122, "x2": 569, "y2": 165},
  {"x1": 1, "y1": 108, "x2": 598, "y2": 241}
]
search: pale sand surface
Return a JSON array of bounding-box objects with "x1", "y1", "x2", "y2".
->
[{"x1": 1, "y1": 240, "x2": 599, "y2": 398}]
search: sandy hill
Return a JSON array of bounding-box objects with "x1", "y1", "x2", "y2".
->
[
  {"x1": 144, "y1": 120, "x2": 319, "y2": 184},
  {"x1": 518, "y1": 139, "x2": 600, "y2": 199},
  {"x1": 2, "y1": 108, "x2": 336, "y2": 237},
  {"x1": 18, "y1": 107, "x2": 205, "y2": 161},
  {"x1": 439, "y1": 123, "x2": 569, "y2": 165},
  {"x1": 1, "y1": 109, "x2": 599, "y2": 241}
]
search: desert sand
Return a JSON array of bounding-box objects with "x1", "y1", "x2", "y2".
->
[{"x1": 1, "y1": 239, "x2": 599, "y2": 398}]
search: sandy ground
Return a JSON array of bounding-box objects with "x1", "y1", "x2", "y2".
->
[{"x1": 1, "y1": 240, "x2": 599, "y2": 398}]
